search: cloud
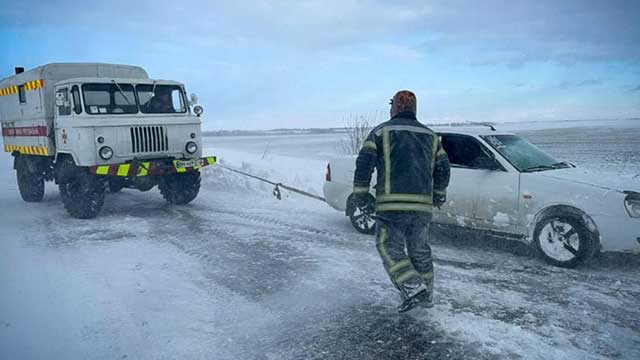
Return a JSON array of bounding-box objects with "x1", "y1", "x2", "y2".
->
[
  {"x1": 3, "y1": 0, "x2": 639, "y2": 65},
  {"x1": 416, "y1": 0, "x2": 640, "y2": 65}
]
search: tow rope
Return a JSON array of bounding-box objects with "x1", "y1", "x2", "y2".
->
[{"x1": 216, "y1": 164, "x2": 326, "y2": 202}]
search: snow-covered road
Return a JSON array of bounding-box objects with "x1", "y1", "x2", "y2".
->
[{"x1": 1, "y1": 121, "x2": 639, "y2": 359}]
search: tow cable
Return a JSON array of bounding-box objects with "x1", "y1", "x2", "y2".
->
[{"x1": 216, "y1": 164, "x2": 326, "y2": 202}]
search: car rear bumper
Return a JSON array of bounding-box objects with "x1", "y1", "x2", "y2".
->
[
  {"x1": 323, "y1": 181, "x2": 353, "y2": 212},
  {"x1": 592, "y1": 214, "x2": 640, "y2": 253}
]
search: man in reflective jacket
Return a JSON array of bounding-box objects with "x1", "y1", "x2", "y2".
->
[{"x1": 352, "y1": 90, "x2": 450, "y2": 312}]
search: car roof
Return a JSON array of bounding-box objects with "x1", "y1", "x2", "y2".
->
[{"x1": 430, "y1": 125, "x2": 514, "y2": 137}]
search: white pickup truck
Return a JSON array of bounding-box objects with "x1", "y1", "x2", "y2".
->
[{"x1": 323, "y1": 126, "x2": 640, "y2": 268}]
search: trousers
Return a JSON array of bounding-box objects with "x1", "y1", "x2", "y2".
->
[{"x1": 375, "y1": 212, "x2": 433, "y2": 297}]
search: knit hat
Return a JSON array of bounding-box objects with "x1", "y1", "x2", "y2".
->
[{"x1": 390, "y1": 90, "x2": 417, "y2": 118}]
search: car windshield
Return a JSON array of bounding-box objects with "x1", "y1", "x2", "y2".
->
[
  {"x1": 481, "y1": 134, "x2": 569, "y2": 172},
  {"x1": 137, "y1": 84, "x2": 186, "y2": 114},
  {"x1": 81, "y1": 83, "x2": 138, "y2": 115}
]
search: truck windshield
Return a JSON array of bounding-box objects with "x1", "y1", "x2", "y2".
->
[
  {"x1": 137, "y1": 84, "x2": 186, "y2": 114},
  {"x1": 82, "y1": 83, "x2": 138, "y2": 115},
  {"x1": 480, "y1": 134, "x2": 570, "y2": 172}
]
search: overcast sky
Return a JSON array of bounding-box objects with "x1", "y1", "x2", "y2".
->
[{"x1": 1, "y1": 0, "x2": 639, "y2": 130}]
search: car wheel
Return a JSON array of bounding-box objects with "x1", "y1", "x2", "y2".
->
[
  {"x1": 533, "y1": 213, "x2": 596, "y2": 268},
  {"x1": 346, "y1": 193, "x2": 376, "y2": 235}
]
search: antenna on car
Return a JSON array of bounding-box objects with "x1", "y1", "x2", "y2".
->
[{"x1": 465, "y1": 122, "x2": 497, "y2": 131}]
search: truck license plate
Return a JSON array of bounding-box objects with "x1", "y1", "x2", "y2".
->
[{"x1": 175, "y1": 159, "x2": 197, "y2": 168}]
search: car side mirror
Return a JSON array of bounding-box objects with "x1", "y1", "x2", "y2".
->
[{"x1": 473, "y1": 157, "x2": 501, "y2": 171}]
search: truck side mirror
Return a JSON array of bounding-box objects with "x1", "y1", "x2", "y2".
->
[{"x1": 190, "y1": 93, "x2": 198, "y2": 105}]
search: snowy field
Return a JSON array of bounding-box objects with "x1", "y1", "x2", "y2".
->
[{"x1": 1, "y1": 120, "x2": 639, "y2": 359}]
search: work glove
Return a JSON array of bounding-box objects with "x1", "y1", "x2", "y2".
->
[
  {"x1": 433, "y1": 193, "x2": 446, "y2": 209},
  {"x1": 351, "y1": 191, "x2": 371, "y2": 208}
]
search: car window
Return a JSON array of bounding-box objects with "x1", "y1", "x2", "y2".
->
[{"x1": 440, "y1": 134, "x2": 495, "y2": 169}]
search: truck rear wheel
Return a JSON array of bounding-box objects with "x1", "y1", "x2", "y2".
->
[
  {"x1": 59, "y1": 169, "x2": 105, "y2": 219},
  {"x1": 158, "y1": 171, "x2": 201, "y2": 205},
  {"x1": 15, "y1": 155, "x2": 45, "y2": 202}
]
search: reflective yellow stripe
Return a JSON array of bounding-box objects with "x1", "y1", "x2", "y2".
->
[
  {"x1": 377, "y1": 193, "x2": 432, "y2": 204},
  {"x1": 376, "y1": 202, "x2": 433, "y2": 212},
  {"x1": 383, "y1": 129, "x2": 391, "y2": 195},
  {"x1": 96, "y1": 165, "x2": 110, "y2": 175},
  {"x1": 117, "y1": 164, "x2": 131, "y2": 177},
  {"x1": 362, "y1": 140, "x2": 377, "y2": 151},
  {"x1": 432, "y1": 135, "x2": 438, "y2": 170},
  {"x1": 389, "y1": 259, "x2": 412, "y2": 275},
  {"x1": 376, "y1": 226, "x2": 395, "y2": 266},
  {"x1": 396, "y1": 269, "x2": 421, "y2": 285},
  {"x1": 433, "y1": 189, "x2": 446, "y2": 196},
  {"x1": 3, "y1": 145, "x2": 49, "y2": 156},
  {"x1": 353, "y1": 186, "x2": 370, "y2": 193},
  {"x1": 437, "y1": 147, "x2": 447, "y2": 158},
  {"x1": 137, "y1": 162, "x2": 150, "y2": 176}
]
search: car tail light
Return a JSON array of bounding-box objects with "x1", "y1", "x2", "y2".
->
[{"x1": 325, "y1": 163, "x2": 332, "y2": 182}]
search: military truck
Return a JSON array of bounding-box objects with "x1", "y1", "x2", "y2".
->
[{"x1": 0, "y1": 63, "x2": 215, "y2": 218}]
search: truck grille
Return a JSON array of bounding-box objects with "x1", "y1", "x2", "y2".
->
[{"x1": 130, "y1": 126, "x2": 169, "y2": 153}]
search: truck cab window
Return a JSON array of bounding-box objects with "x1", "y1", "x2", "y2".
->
[
  {"x1": 440, "y1": 134, "x2": 495, "y2": 169},
  {"x1": 71, "y1": 85, "x2": 82, "y2": 114},
  {"x1": 56, "y1": 88, "x2": 71, "y2": 116},
  {"x1": 81, "y1": 83, "x2": 137, "y2": 115},
  {"x1": 137, "y1": 84, "x2": 186, "y2": 114},
  {"x1": 18, "y1": 85, "x2": 26, "y2": 103}
]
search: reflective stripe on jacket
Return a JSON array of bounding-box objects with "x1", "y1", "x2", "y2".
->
[{"x1": 353, "y1": 112, "x2": 451, "y2": 213}]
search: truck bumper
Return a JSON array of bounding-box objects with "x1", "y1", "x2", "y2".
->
[{"x1": 89, "y1": 156, "x2": 216, "y2": 177}]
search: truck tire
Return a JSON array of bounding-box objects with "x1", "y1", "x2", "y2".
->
[
  {"x1": 15, "y1": 155, "x2": 45, "y2": 203},
  {"x1": 533, "y1": 213, "x2": 597, "y2": 268},
  {"x1": 108, "y1": 178, "x2": 125, "y2": 193},
  {"x1": 59, "y1": 169, "x2": 105, "y2": 219},
  {"x1": 158, "y1": 171, "x2": 201, "y2": 205}
]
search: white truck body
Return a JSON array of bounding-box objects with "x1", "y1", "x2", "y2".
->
[
  {"x1": 1, "y1": 63, "x2": 203, "y2": 165},
  {"x1": 0, "y1": 63, "x2": 214, "y2": 218}
]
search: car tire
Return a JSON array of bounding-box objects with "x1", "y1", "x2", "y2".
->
[
  {"x1": 15, "y1": 155, "x2": 45, "y2": 203},
  {"x1": 533, "y1": 213, "x2": 596, "y2": 268},
  {"x1": 346, "y1": 193, "x2": 376, "y2": 235}
]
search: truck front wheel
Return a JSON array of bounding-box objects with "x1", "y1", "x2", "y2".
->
[
  {"x1": 158, "y1": 171, "x2": 201, "y2": 205},
  {"x1": 15, "y1": 155, "x2": 45, "y2": 202},
  {"x1": 59, "y1": 170, "x2": 105, "y2": 219}
]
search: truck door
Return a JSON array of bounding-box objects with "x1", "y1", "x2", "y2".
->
[{"x1": 53, "y1": 85, "x2": 73, "y2": 154}]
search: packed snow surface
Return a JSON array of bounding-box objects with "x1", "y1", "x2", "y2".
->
[{"x1": 1, "y1": 120, "x2": 639, "y2": 359}]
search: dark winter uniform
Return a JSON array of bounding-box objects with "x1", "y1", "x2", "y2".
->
[{"x1": 352, "y1": 90, "x2": 450, "y2": 307}]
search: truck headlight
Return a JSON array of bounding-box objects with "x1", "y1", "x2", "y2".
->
[
  {"x1": 99, "y1": 146, "x2": 113, "y2": 160},
  {"x1": 625, "y1": 195, "x2": 640, "y2": 218},
  {"x1": 185, "y1": 141, "x2": 198, "y2": 154}
]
